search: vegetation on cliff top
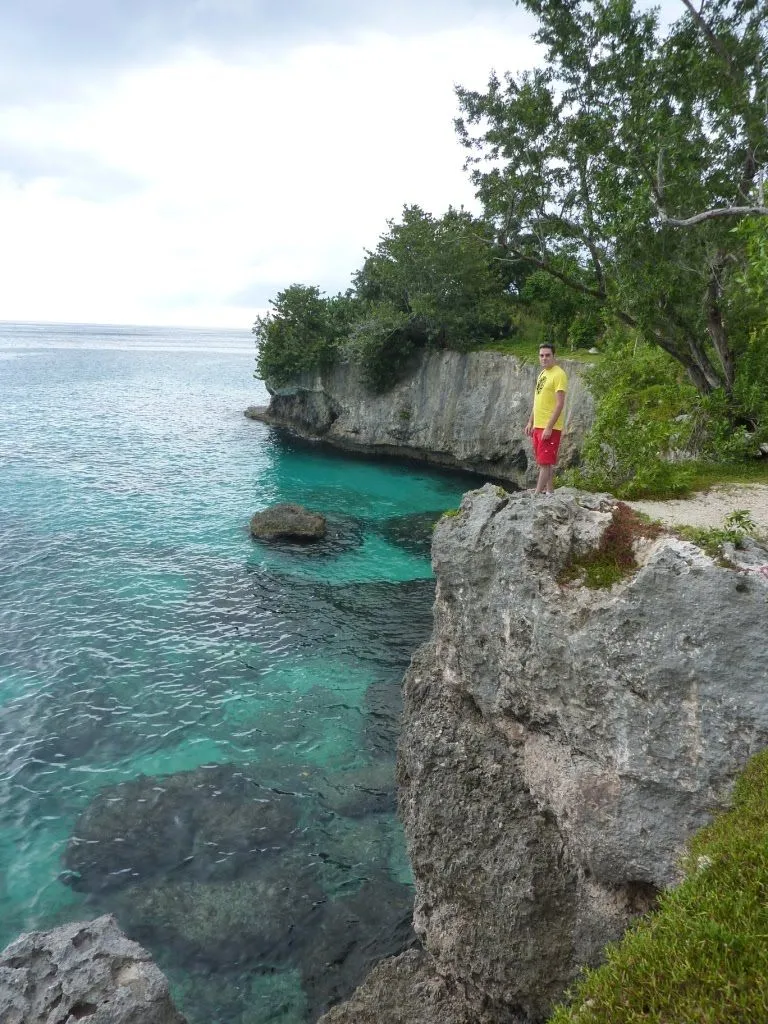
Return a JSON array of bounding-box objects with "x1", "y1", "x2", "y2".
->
[
  {"x1": 548, "y1": 749, "x2": 768, "y2": 1024},
  {"x1": 254, "y1": 0, "x2": 767, "y2": 489}
]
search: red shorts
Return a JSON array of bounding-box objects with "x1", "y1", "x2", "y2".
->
[{"x1": 532, "y1": 427, "x2": 562, "y2": 466}]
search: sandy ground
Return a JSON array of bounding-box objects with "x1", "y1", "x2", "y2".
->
[{"x1": 628, "y1": 483, "x2": 768, "y2": 537}]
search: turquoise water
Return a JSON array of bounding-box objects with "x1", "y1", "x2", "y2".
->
[{"x1": 0, "y1": 322, "x2": 480, "y2": 1023}]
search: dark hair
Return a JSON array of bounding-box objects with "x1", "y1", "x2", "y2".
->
[{"x1": 539, "y1": 343, "x2": 555, "y2": 354}]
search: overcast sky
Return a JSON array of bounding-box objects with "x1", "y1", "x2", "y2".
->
[{"x1": 0, "y1": 1, "x2": 678, "y2": 329}]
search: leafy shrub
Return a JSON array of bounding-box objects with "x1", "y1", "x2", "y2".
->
[
  {"x1": 549, "y1": 750, "x2": 768, "y2": 1024},
  {"x1": 564, "y1": 337, "x2": 698, "y2": 498},
  {"x1": 345, "y1": 308, "x2": 420, "y2": 393},
  {"x1": 675, "y1": 509, "x2": 760, "y2": 558},
  {"x1": 253, "y1": 285, "x2": 354, "y2": 387}
]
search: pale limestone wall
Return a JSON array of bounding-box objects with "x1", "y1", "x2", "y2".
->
[{"x1": 251, "y1": 350, "x2": 594, "y2": 488}]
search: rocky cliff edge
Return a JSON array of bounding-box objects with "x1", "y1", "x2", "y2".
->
[
  {"x1": 321, "y1": 485, "x2": 768, "y2": 1023},
  {"x1": 246, "y1": 350, "x2": 594, "y2": 489}
]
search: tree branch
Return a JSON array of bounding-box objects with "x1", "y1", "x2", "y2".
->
[
  {"x1": 680, "y1": 0, "x2": 736, "y2": 80},
  {"x1": 658, "y1": 205, "x2": 768, "y2": 227}
]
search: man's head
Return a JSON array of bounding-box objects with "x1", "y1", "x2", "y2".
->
[{"x1": 539, "y1": 343, "x2": 556, "y2": 368}]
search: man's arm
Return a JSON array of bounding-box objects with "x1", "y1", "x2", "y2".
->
[
  {"x1": 525, "y1": 403, "x2": 535, "y2": 436},
  {"x1": 542, "y1": 390, "x2": 565, "y2": 439}
]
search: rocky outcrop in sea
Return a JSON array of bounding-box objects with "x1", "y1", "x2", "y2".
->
[
  {"x1": 246, "y1": 350, "x2": 594, "y2": 489},
  {"x1": 320, "y1": 485, "x2": 768, "y2": 1023},
  {"x1": 0, "y1": 915, "x2": 186, "y2": 1024}
]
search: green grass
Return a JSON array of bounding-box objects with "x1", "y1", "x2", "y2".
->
[
  {"x1": 673, "y1": 509, "x2": 762, "y2": 556},
  {"x1": 610, "y1": 460, "x2": 768, "y2": 501},
  {"x1": 682, "y1": 459, "x2": 768, "y2": 493},
  {"x1": 479, "y1": 336, "x2": 601, "y2": 364},
  {"x1": 548, "y1": 750, "x2": 768, "y2": 1024}
]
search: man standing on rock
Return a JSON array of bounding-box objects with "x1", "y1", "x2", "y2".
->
[{"x1": 525, "y1": 343, "x2": 568, "y2": 494}]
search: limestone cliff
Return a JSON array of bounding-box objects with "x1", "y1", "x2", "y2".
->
[
  {"x1": 246, "y1": 351, "x2": 594, "y2": 488},
  {"x1": 320, "y1": 485, "x2": 768, "y2": 1024}
]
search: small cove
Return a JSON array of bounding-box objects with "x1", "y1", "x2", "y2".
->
[{"x1": 0, "y1": 322, "x2": 486, "y2": 1023}]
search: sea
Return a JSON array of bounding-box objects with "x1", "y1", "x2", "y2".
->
[{"x1": 0, "y1": 321, "x2": 483, "y2": 1023}]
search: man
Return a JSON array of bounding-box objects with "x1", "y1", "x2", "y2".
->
[{"x1": 525, "y1": 343, "x2": 568, "y2": 494}]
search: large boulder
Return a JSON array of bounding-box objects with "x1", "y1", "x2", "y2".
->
[
  {"x1": 0, "y1": 915, "x2": 185, "y2": 1024},
  {"x1": 396, "y1": 485, "x2": 768, "y2": 1020},
  {"x1": 249, "y1": 503, "x2": 326, "y2": 541}
]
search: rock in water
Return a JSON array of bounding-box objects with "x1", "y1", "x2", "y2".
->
[
  {"x1": 0, "y1": 915, "x2": 186, "y2": 1024},
  {"x1": 249, "y1": 502, "x2": 326, "y2": 541},
  {"x1": 63, "y1": 763, "x2": 301, "y2": 892}
]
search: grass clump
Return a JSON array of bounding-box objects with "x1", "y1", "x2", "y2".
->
[
  {"x1": 559, "y1": 502, "x2": 662, "y2": 589},
  {"x1": 675, "y1": 509, "x2": 761, "y2": 558},
  {"x1": 548, "y1": 749, "x2": 768, "y2": 1024}
]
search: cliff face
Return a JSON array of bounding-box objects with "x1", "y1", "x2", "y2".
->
[
  {"x1": 320, "y1": 486, "x2": 768, "y2": 1024},
  {"x1": 247, "y1": 351, "x2": 594, "y2": 488}
]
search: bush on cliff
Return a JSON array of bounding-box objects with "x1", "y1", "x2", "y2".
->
[
  {"x1": 562, "y1": 336, "x2": 699, "y2": 497},
  {"x1": 254, "y1": 285, "x2": 356, "y2": 388},
  {"x1": 548, "y1": 749, "x2": 768, "y2": 1024}
]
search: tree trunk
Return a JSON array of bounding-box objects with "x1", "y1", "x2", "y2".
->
[{"x1": 706, "y1": 265, "x2": 735, "y2": 395}]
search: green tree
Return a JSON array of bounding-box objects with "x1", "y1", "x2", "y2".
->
[
  {"x1": 343, "y1": 205, "x2": 518, "y2": 390},
  {"x1": 455, "y1": 0, "x2": 768, "y2": 399},
  {"x1": 253, "y1": 284, "x2": 354, "y2": 387}
]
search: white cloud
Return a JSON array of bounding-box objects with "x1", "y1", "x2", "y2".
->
[{"x1": 0, "y1": 21, "x2": 538, "y2": 327}]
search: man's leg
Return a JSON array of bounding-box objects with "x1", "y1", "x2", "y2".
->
[{"x1": 536, "y1": 464, "x2": 554, "y2": 493}]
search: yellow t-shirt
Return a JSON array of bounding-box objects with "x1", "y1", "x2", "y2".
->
[{"x1": 533, "y1": 365, "x2": 568, "y2": 430}]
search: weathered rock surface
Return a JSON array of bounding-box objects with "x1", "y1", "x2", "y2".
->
[
  {"x1": 249, "y1": 502, "x2": 326, "y2": 541},
  {"x1": 330, "y1": 484, "x2": 768, "y2": 1022},
  {"x1": 0, "y1": 915, "x2": 185, "y2": 1024},
  {"x1": 317, "y1": 948, "x2": 514, "y2": 1024},
  {"x1": 246, "y1": 350, "x2": 594, "y2": 488}
]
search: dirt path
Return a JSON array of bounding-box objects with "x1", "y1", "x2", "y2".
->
[{"x1": 627, "y1": 483, "x2": 768, "y2": 537}]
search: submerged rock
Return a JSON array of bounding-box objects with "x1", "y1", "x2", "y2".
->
[
  {"x1": 249, "y1": 503, "x2": 326, "y2": 541},
  {"x1": 363, "y1": 679, "x2": 404, "y2": 760},
  {"x1": 64, "y1": 763, "x2": 301, "y2": 892},
  {"x1": 299, "y1": 877, "x2": 416, "y2": 1021},
  {"x1": 111, "y1": 863, "x2": 325, "y2": 969},
  {"x1": 0, "y1": 915, "x2": 185, "y2": 1024},
  {"x1": 372, "y1": 511, "x2": 444, "y2": 558},
  {"x1": 60, "y1": 758, "x2": 413, "y2": 1015}
]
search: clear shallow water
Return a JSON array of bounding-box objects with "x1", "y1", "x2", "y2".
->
[{"x1": 0, "y1": 322, "x2": 482, "y2": 1023}]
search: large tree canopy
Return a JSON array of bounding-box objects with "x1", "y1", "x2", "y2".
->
[{"x1": 455, "y1": 0, "x2": 768, "y2": 396}]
